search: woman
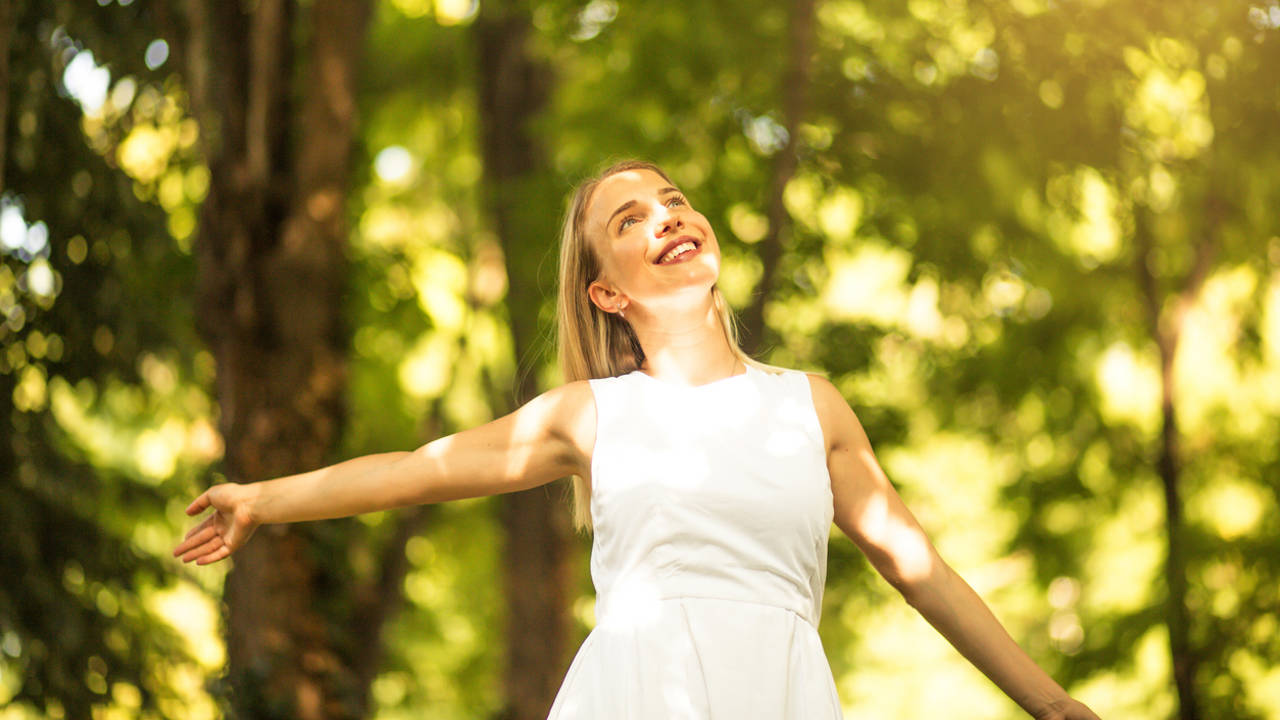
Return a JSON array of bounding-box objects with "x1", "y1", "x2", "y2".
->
[{"x1": 175, "y1": 160, "x2": 1101, "y2": 719}]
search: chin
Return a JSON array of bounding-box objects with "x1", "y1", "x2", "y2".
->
[{"x1": 673, "y1": 259, "x2": 719, "y2": 288}]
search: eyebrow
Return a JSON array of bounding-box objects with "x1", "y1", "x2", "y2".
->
[{"x1": 606, "y1": 186, "x2": 682, "y2": 230}]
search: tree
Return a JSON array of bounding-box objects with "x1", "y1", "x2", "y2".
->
[
  {"x1": 170, "y1": 1, "x2": 374, "y2": 717},
  {"x1": 1, "y1": 2, "x2": 199, "y2": 716},
  {"x1": 473, "y1": 1, "x2": 574, "y2": 717}
]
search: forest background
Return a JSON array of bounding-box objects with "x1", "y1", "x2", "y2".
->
[{"x1": 2, "y1": 0, "x2": 1278, "y2": 719}]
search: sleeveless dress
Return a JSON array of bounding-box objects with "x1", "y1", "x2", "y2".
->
[{"x1": 546, "y1": 365, "x2": 844, "y2": 719}]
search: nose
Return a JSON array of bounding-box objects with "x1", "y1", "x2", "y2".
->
[{"x1": 654, "y1": 204, "x2": 683, "y2": 236}]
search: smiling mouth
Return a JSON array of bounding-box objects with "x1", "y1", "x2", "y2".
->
[{"x1": 655, "y1": 238, "x2": 702, "y2": 265}]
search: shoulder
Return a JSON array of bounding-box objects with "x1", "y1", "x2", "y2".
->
[
  {"x1": 515, "y1": 381, "x2": 597, "y2": 469},
  {"x1": 745, "y1": 365, "x2": 842, "y2": 412},
  {"x1": 801, "y1": 373, "x2": 864, "y2": 453},
  {"x1": 802, "y1": 372, "x2": 844, "y2": 414},
  {"x1": 527, "y1": 380, "x2": 596, "y2": 427}
]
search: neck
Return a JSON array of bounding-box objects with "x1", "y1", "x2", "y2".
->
[{"x1": 626, "y1": 291, "x2": 743, "y2": 386}]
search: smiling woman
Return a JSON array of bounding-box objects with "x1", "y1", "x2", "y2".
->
[{"x1": 175, "y1": 159, "x2": 1101, "y2": 720}]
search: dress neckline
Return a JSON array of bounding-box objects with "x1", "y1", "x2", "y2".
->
[{"x1": 630, "y1": 363, "x2": 757, "y2": 390}]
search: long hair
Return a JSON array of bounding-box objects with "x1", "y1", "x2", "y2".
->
[{"x1": 556, "y1": 159, "x2": 777, "y2": 532}]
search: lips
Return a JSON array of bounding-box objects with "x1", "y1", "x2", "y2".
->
[{"x1": 654, "y1": 235, "x2": 702, "y2": 265}]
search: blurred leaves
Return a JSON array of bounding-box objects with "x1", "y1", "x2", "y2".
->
[{"x1": 5, "y1": 0, "x2": 1279, "y2": 718}]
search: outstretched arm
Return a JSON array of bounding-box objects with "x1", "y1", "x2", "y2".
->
[
  {"x1": 174, "y1": 381, "x2": 596, "y2": 565},
  {"x1": 807, "y1": 375, "x2": 1099, "y2": 720}
]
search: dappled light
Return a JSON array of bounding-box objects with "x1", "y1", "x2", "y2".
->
[
  {"x1": 1094, "y1": 341, "x2": 1163, "y2": 434},
  {"x1": 5, "y1": 0, "x2": 1278, "y2": 718}
]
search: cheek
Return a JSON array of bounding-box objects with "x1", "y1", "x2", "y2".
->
[
  {"x1": 595, "y1": 235, "x2": 646, "y2": 284},
  {"x1": 692, "y1": 212, "x2": 717, "y2": 241}
]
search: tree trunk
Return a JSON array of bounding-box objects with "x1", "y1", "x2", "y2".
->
[
  {"x1": 1135, "y1": 207, "x2": 1215, "y2": 720},
  {"x1": 186, "y1": 1, "x2": 371, "y2": 717},
  {"x1": 0, "y1": 0, "x2": 12, "y2": 195},
  {"x1": 739, "y1": 0, "x2": 814, "y2": 355},
  {"x1": 474, "y1": 5, "x2": 573, "y2": 719}
]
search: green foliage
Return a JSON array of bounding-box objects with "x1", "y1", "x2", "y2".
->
[
  {"x1": 2, "y1": 2, "x2": 212, "y2": 717},
  {"x1": 8, "y1": 0, "x2": 1280, "y2": 718}
]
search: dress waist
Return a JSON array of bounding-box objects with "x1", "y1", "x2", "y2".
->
[{"x1": 594, "y1": 567, "x2": 820, "y2": 629}]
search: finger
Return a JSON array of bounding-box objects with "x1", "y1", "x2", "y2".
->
[
  {"x1": 180, "y1": 533, "x2": 222, "y2": 563},
  {"x1": 174, "y1": 524, "x2": 216, "y2": 557},
  {"x1": 184, "y1": 515, "x2": 215, "y2": 541},
  {"x1": 181, "y1": 518, "x2": 215, "y2": 545},
  {"x1": 186, "y1": 490, "x2": 212, "y2": 516},
  {"x1": 196, "y1": 544, "x2": 233, "y2": 565},
  {"x1": 180, "y1": 534, "x2": 224, "y2": 564}
]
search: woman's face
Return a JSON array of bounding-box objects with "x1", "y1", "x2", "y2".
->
[{"x1": 583, "y1": 168, "x2": 720, "y2": 314}]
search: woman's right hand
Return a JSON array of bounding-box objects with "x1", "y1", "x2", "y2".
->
[{"x1": 173, "y1": 483, "x2": 261, "y2": 565}]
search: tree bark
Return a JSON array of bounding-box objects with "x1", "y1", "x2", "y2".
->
[
  {"x1": 0, "y1": 0, "x2": 12, "y2": 195},
  {"x1": 1135, "y1": 204, "x2": 1216, "y2": 720},
  {"x1": 186, "y1": 1, "x2": 371, "y2": 717},
  {"x1": 474, "y1": 5, "x2": 573, "y2": 719},
  {"x1": 739, "y1": 0, "x2": 814, "y2": 355}
]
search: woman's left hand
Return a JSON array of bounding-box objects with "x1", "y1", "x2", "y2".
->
[{"x1": 1033, "y1": 697, "x2": 1102, "y2": 720}]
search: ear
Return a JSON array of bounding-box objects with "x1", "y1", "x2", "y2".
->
[{"x1": 587, "y1": 279, "x2": 629, "y2": 315}]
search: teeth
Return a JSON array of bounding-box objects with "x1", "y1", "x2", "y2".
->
[{"x1": 659, "y1": 241, "x2": 696, "y2": 264}]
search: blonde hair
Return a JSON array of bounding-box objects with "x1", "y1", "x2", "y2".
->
[{"x1": 556, "y1": 159, "x2": 777, "y2": 532}]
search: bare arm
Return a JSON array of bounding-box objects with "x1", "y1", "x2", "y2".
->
[
  {"x1": 174, "y1": 381, "x2": 596, "y2": 565},
  {"x1": 807, "y1": 375, "x2": 1099, "y2": 720}
]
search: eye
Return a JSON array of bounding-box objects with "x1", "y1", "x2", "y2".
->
[
  {"x1": 618, "y1": 216, "x2": 638, "y2": 231},
  {"x1": 666, "y1": 195, "x2": 687, "y2": 208}
]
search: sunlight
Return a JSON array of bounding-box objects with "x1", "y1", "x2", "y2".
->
[
  {"x1": 716, "y1": 250, "x2": 762, "y2": 308},
  {"x1": 25, "y1": 258, "x2": 56, "y2": 300},
  {"x1": 1069, "y1": 168, "x2": 1121, "y2": 264},
  {"x1": 145, "y1": 583, "x2": 223, "y2": 720},
  {"x1": 0, "y1": 203, "x2": 28, "y2": 253},
  {"x1": 62, "y1": 49, "x2": 111, "y2": 114},
  {"x1": 842, "y1": 596, "x2": 1007, "y2": 718},
  {"x1": 360, "y1": 205, "x2": 415, "y2": 250},
  {"x1": 817, "y1": 187, "x2": 864, "y2": 243},
  {"x1": 818, "y1": 0, "x2": 885, "y2": 45},
  {"x1": 1190, "y1": 478, "x2": 1267, "y2": 540},
  {"x1": 1175, "y1": 264, "x2": 1262, "y2": 436},
  {"x1": 136, "y1": 422, "x2": 181, "y2": 480},
  {"x1": 0, "y1": 201, "x2": 51, "y2": 267},
  {"x1": 782, "y1": 172, "x2": 824, "y2": 228},
  {"x1": 880, "y1": 431, "x2": 1017, "y2": 567},
  {"x1": 571, "y1": 0, "x2": 618, "y2": 42},
  {"x1": 1241, "y1": 637, "x2": 1280, "y2": 712},
  {"x1": 11, "y1": 365, "x2": 47, "y2": 413},
  {"x1": 1072, "y1": 626, "x2": 1175, "y2": 719},
  {"x1": 466, "y1": 312, "x2": 514, "y2": 373},
  {"x1": 434, "y1": 0, "x2": 478, "y2": 26},
  {"x1": 412, "y1": 250, "x2": 468, "y2": 331},
  {"x1": 1265, "y1": 269, "x2": 1280, "y2": 365},
  {"x1": 822, "y1": 242, "x2": 912, "y2": 326},
  {"x1": 1083, "y1": 487, "x2": 1163, "y2": 614},
  {"x1": 726, "y1": 203, "x2": 768, "y2": 244},
  {"x1": 399, "y1": 333, "x2": 455, "y2": 399},
  {"x1": 1094, "y1": 341, "x2": 1161, "y2": 434},
  {"x1": 117, "y1": 124, "x2": 179, "y2": 185},
  {"x1": 375, "y1": 145, "x2": 416, "y2": 186},
  {"x1": 1123, "y1": 42, "x2": 1214, "y2": 161},
  {"x1": 903, "y1": 277, "x2": 944, "y2": 340},
  {"x1": 144, "y1": 39, "x2": 169, "y2": 70},
  {"x1": 390, "y1": 0, "x2": 433, "y2": 18}
]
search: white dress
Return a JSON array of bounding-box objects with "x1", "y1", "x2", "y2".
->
[{"x1": 547, "y1": 365, "x2": 844, "y2": 719}]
